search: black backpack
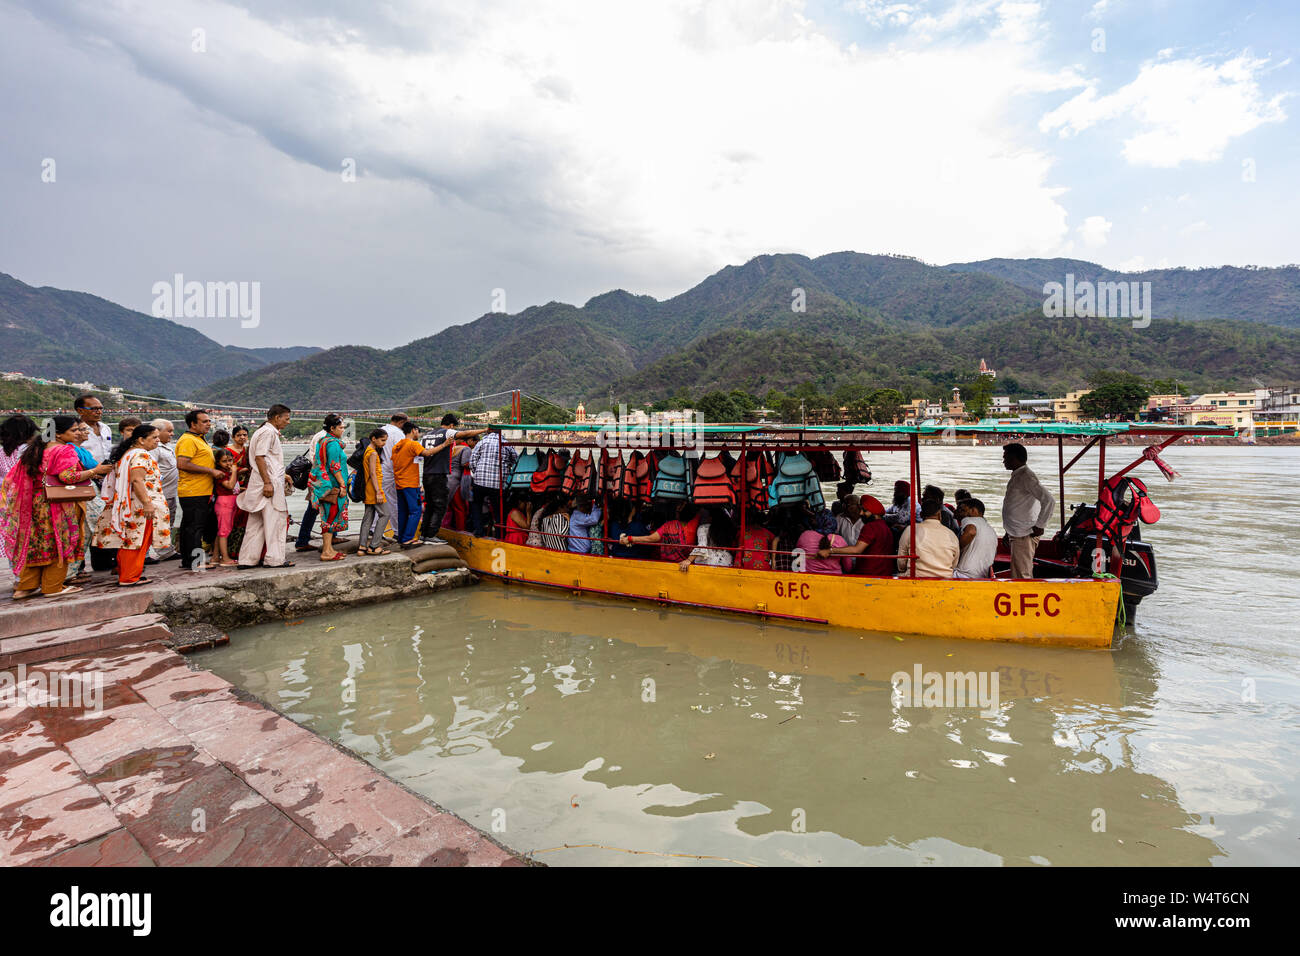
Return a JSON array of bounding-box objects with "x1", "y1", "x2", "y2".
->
[
  {"x1": 346, "y1": 440, "x2": 365, "y2": 470},
  {"x1": 287, "y1": 453, "x2": 312, "y2": 490}
]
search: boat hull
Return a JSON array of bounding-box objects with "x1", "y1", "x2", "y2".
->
[{"x1": 441, "y1": 531, "x2": 1121, "y2": 648}]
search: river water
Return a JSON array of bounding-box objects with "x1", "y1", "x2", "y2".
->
[{"x1": 198, "y1": 444, "x2": 1300, "y2": 866}]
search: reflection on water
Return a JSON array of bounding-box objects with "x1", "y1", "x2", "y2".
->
[{"x1": 199, "y1": 446, "x2": 1300, "y2": 866}]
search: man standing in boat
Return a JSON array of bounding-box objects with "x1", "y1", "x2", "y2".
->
[{"x1": 1001, "y1": 442, "x2": 1055, "y2": 579}]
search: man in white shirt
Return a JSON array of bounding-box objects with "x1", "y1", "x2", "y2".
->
[
  {"x1": 896, "y1": 498, "x2": 959, "y2": 578},
  {"x1": 74, "y1": 393, "x2": 114, "y2": 463},
  {"x1": 378, "y1": 413, "x2": 408, "y2": 540},
  {"x1": 835, "y1": 495, "x2": 863, "y2": 545},
  {"x1": 148, "y1": 418, "x2": 180, "y2": 560},
  {"x1": 1001, "y1": 442, "x2": 1055, "y2": 579},
  {"x1": 953, "y1": 497, "x2": 997, "y2": 579},
  {"x1": 238, "y1": 404, "x2": 295, "y2": 568}
]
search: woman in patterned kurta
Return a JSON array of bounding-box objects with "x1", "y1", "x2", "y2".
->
[
  {"x1": 1, "y1": 415, "x2": 108, "y2": 597},
  {"x1": 307, "y1": 414, "x2": 350, "y2": 561},
  {"x1": 94, "y1": 425, "x2": 171, "y2": 585}
]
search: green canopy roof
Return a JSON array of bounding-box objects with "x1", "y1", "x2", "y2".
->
[{"x1": 500, "y1": 420, "x2": 1231, "y2": 437}]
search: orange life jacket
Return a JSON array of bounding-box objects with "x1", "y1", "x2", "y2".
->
[
  {"x1": 599, "y1": 449, "x2": 622, "y2": 495},
  {"x1": 730, "y1": 451, "x2": 773, "y2": 511},
  {"x1": 530, "y1": 451, "x2": 568, "y2": 494},
  {"x1": 693, "y1": 455, "x2": 735, "y2": 505},
  {"x1": 563, "y1": 450, "x2": 596, "y2": 496}
]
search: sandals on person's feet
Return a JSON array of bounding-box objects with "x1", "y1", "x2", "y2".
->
[
  {"x1": 43, "y1": 586, "x2": 83, "y2": 597},
  {"x1": 11, "y1": 588, "x2": 39, "y2": 601},
  {"x1": 369, "y1": 548, "x2": 391, "y2": 555},
  {"x1": 319, "y1": 553, "x2": 345, "y2": 561},
  {"x1": 116, "y1": 577, "x2": 151, "y2": 587}
]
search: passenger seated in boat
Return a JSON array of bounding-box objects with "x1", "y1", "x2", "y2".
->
[
  {"x1": 608, "y1": 502, "x2": 650, "y2": 561},
  {"x1": 771, "y1": 505, "x2": 809, "y2": 571},
  {"x1": 679, "y1": 508, "x2": 737, "y2": 571},
  {"x1": 797, "y1": 511, "x2": 852, "y2": 574},
  {"x1": 922, "y1": 484, "x2": 961, "y2": 537},
  {"x1": 609, "y1": 499, "x2": 650, "y2": 559},
  {"x1": 538, "y1": 497, "x2": 571, "y2": 551},
  {"x1": 896, "y1": 497, "x2": 959, "y2": 578},
  {"x1": 524, "y1": 496, "x2": 547, "y2": 547},
  {"x1": 884, "y1": 480, "x2": 920, "y2": 540},
  {"x1": 568, "y1": 494, "x2": 603, "y2": 555},
  {"x1": 504, "y1": 495, "x2": 531, "y2": 546},
  {"x1": 835, "y1": 494, "x2": 863, "y2": 544},
  {"x1": 953, "y1": 497, "x2": 996, "y2": 579},
  {"x1": 619, "y1": 501, "x2": 699, "y2": 562},
  {"x1": 818, "y1": 494, "x2": 893, "y2": 575},
  {"x1": 736, "y1": 506, "x2": 775, "y2": 570}
]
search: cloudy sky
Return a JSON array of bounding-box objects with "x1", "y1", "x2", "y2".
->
[{"x1": 1, "y1": 0, "x2": 1294, "y2": 348}]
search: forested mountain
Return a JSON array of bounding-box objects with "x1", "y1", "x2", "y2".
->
[
  {"x1": 0, "y1": 272, "x2": 322, "y2": 396},
  {"x1": 944, "y1": 258, "x2": 1300, "y2": 327},
  {"x1": 6, "y1": 253, "x2": 1298, "y2": 412}
]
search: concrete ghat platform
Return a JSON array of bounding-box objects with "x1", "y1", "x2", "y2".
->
[
  {"x1": 1, "y1": 552, "x2": 472, "y2": 645},
  {"x1": 0, "y1": 640, "x2": 525, "y2": 867}
]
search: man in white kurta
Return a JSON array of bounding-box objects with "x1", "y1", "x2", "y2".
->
[{"x1": 238, "y1": 408, "x2": 293, "y2": 567}]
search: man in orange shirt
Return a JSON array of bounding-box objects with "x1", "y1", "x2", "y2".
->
[{"x1": 391, "y1": 421, "x2": 451, "y2": 546}]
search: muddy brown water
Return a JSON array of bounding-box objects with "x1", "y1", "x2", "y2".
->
[{"x1": 198, "y1": 444, "x2": 1300, "y2": 866}]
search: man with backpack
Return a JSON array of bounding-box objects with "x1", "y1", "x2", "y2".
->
[{"x1": 418, "y1": 414, "x2": 488, "y2": 544}]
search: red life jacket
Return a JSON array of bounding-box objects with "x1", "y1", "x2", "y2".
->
[
  {"x1": 530, "y1": 451, "x2": 568, "y2": 494},
  {"x1": 563, "y1": 450, "x2": 596, "y2": 496},
  {"x1": 810, "y1": 450, "x2": 842, "y2": 482},
  {"x1": 693, "y1": 455, "x2": 735, "y2": 505},
  {"x1": 843, "y1": 450, "x2": 871, "y2": 485},
  {"x1": 729, "y1": 451, "x2": 773, "y2": 511},
  {"x1": 619, "y1": 451, "x2": 655, "y2": 502},
  {"x1": 599, "y1": 449, "x2": 622, "y2": 495},
  {"x1": 1095, "y1": 475, "x2": 1160, "y2": 543}
]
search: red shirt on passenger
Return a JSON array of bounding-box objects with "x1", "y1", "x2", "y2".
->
[{"x1": 852, "y1": 519, "x2": 895, "y2": 576}]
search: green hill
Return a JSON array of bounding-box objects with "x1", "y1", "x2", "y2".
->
[
  {"x1": 0, "y1": 272, "x2": 322, "y2": 397},
  {"x1": 944, "y1": 258, "x2": 1300, "y2": 327}
]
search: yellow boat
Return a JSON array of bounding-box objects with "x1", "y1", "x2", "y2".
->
[
  {"x1": 444, "y1": 530, "x2": 1121, "y2": 647},
  {"x1": 444, "y1": 419, "x2": 1226, "y2": 649}
]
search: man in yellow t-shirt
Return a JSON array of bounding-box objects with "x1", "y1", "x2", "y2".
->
[{"x1": 175, "y1": 409, "x2": 221, "y2": 570}]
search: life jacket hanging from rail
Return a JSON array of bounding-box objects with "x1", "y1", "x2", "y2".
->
[
  {"x1": 768, "y1": 451, "x2": 818, "y2": 508},
  {"x1": 692, "y1": 454, "x2": 735, "y2": 505},
  {"x1": 562, "y1": 450, "x2": 597, "y2": 497},
  {"x1": 508, "y1": 450, "x2": 544, "y2": 492},
  {"x1": 650, "y1": 451, "x2": 692, "y2": 501},
  {"x1": 530, "y1": 450, "x2": 568, "y2": 495},
  {"x1": 1095, "y1": 474, "x2": 1160, "y2": 544}
]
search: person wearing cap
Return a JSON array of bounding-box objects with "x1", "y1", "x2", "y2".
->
[{"x1": 819, "y1": 494, "x2": 894, "y2": 576}]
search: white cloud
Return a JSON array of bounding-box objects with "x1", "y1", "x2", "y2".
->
[
  {"x1": 1078, "y1": 215, "x2": 1112, "y2": 248},
  {"x1": 1039, "y1": 54, "x2": 1287, "y2": 167},
  {"x1": 16, "y1": 0, "x2": 1085, "y2": 272},
  {"x1": 1181, "y1": 220, "x2": 1211, "y2": 235}
]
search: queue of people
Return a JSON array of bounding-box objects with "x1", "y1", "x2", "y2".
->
[{"x1": 1, "y1": 399, "x2": 1058, "y2": 601}]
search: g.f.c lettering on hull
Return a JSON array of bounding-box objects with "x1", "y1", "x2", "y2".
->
[{"x1": 445, "y1": 532, "x2": 1120, "y2": 648}]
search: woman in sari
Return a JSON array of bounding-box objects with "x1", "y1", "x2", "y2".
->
[
  {"x1": 226, "y1": 424, "x2": 251, "y2": 558},
  {"x1": 307, "y1": 414, "x2": 350, "y2": 561},
  {"x1": 0, "y1": 414, "x2": 38, "y2": 579},
  {"x1": 93, "y1": 425, "x2": 171, "y2": 586},
  {"x1": 1, "y1": 415, "x2": 109, "y2": 598}
]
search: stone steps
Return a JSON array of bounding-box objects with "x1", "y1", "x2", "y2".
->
[
  {"x1": 0, "y1": 587, "x2": 155, "y2": 641},
  {"x1": 0, "y1": 612, "x2": 171, "y2": 669}
]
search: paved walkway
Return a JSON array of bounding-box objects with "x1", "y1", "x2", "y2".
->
[{"x1": 1, "y1": 639, "x2": 524, "y2": 866}]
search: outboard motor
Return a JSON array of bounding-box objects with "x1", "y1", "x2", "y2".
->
[{"x1": 1058, "y1": 476, "x2": 1162, "y2": 624}]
